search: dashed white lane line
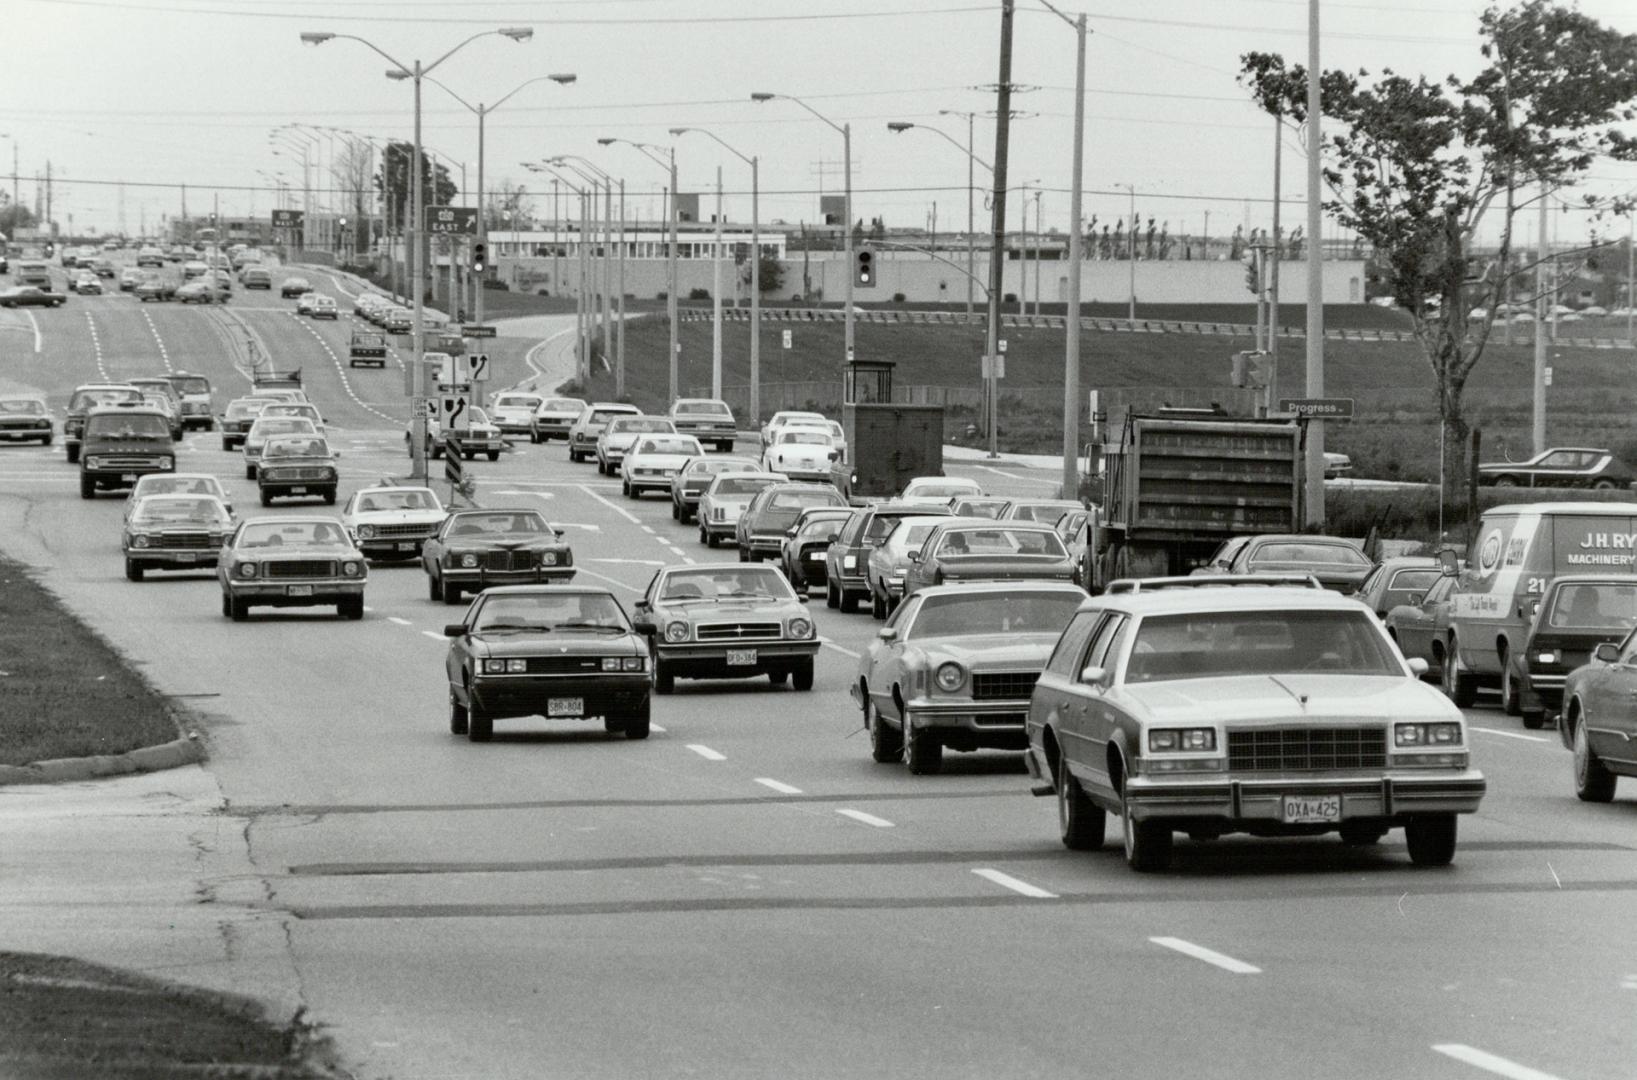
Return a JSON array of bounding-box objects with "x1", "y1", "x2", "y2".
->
[
  {"x1": 650, "y1": 724, "x2": 666, "y2": 734},
  {"x1": 687, "y1": 744, "x2": 726, "y2": 761},
  {"x1": 754, "y1": 778, "x2": 803, "y2": 795},
  {"x1": 287, "y1": 313, "x2": 399, "y2": 424},
  {"x1": 387, "y1": 617, "x2": 413, "y2": 626},
  {"x1": 821, "y1": 638, "x2": 861, "y2": 659},
  {"x1": 84, "y1": 312, "x2": 110, "y2": 380},
  {"x1": 420, "y1": 630, "x2": 444, "y2": 641},
  {"x1": 640, "y1": 525, "x2": 655, "y2": 534},
  {"x1": 1432, "y1": 1045, "x2": 1566, "y2": 1080},
  {"x1": 836, "y1": 809, "x2": 894, "y2": 828},
  {"x1": 1470, "y1": 727, "x2": 1550, "y2": 743},
  {"x1": 579, "y1": 483, "x2": 642, "y2": 525},
  {"x1": 971, "y1": 868, "x2": 1057, "y2": 899},
  {"x1": 1148, "y1": 937, "x2": 1261, "y2": 975},
  {"x1": 137, "y1": 308, "x2": 174, "y2": 373}
]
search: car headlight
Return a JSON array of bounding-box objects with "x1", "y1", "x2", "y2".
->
[
  {"x1": 131, "y1": 534, "x2": 150, "y2": 549},
  {"x1": 842, "y1": 555, "x2": 857, "y2": 570},
  {"x1": 541, "y1": 552, "x2": 558, "y2": 566},
  {"x1": 236, "y1": 561, "x2": 257, "y2": 578},
  {"x1": 1394, "y1": 721, "x2": 1463, "y2": 747},
  {"x1": 460, "y1": 554, "x2": 479, "y2": 568},
  {"x1": 482, "y1": 659, "x2": 507, "y2": 674},
  {"x1": 622, "y1": 656, "x2": 646, "y2": 671},
  {"x1": 788, "y1": 617, "x2": 812, "y2": 639},
  {"x1": 664, "y1": 620, "x2": 690, "y2": 643},
  {"x1": 602, "y1": 658, "x2": 621, "y2": 671},
  {"x1": 935, "y1": 662, "x2": 964, "y2": 692},
  {"x1": 1536, "y1": 651, "x2": 1558, "y2": 665},
  {"x1": 83, "y1": 456, "x2": 101, "y2": 469},
  {"x1": 507, "y1": 659, "x2": 527, "y2": 673},
  {"x1": 1148, "y1": 728, "x2": 1217, "y2": 752},
  {"x1": 341, "y1": 561, "x2": 362, "y2": 577},
  {"x1": 357, "y1": 524, "x2": 376, "y2": 540}
]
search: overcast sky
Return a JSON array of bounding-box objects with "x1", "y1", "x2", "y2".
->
[{"x1": 6, "y1": 0, "x2": 1634, "y2": 245}]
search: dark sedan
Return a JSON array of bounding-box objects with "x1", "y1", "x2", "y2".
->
[
  {"x1": 0, "y1": 286, "x2": 66, "y2": 308},
  {"x1": 443, "y1": 586, "x2": 651, "y2": 742},
  {"x1": 734, "y1": 482, "x2": 848, "y2": 562},
  {"x1": 779, "y1": 506, "x2": 854, "y2": 594},
  {"x1": 421, "y1": 508, "x2": 575, "y2": 605},
  {"x1": 1478, "y1": 447, "x2": 1635, "y2": 490},
  {"x1": 1509, "y1": 575, "x2": 1637, "y2": 729},
  {"x1": 1559, "y1": 629, "x2": 1637, "y2": 801},
  {"x1": 1214, "y1": 534, "x2": 1373, "y2": 593},
  {"x1": 901, "y1": 521, "x2": 1076, "y2": 598}
]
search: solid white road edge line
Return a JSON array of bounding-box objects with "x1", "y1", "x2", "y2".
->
[
  {"x1": 754, "y1": 778, "x2": 803, "y2": 795},
  {"x1": 836, "y1": 809, "x2": 893, "y2": 828},
  {"x1": 687, "y1": 744, "x2": 726, "y2": 761},
  {"x1": 1431, "y1": 1044, "x2": 1567, "y2": 1080},
  {"x1": 971, "y1": 868, "x2": 1057, "y2": 898},
  {"x1": 579, "y1": 483, "x2": 642, "y2": 525},
  {"x1": 1148, "y1": 937, "x2": 1262, "y2": 974},
  {"x1": 1470, "y1": 727, "x2": 1550, "y2": 743}
]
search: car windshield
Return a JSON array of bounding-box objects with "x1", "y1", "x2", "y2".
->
[
  {"x1": 936, "y1": 528, "x2": 1066, "y2": 558},
  {"x1": 136, "y1": 476, "x2": 220, "y2": 498},
  {"x1": 0, "y1": 400, "x2": 45, "y2": 416},
  {"x1": 356, "y1": 490, "x2": 439, "y2": 513},
  {"x1": 169, "y1": 377, "x2": 209, "y2": 394},
  {"x1": 1125, "y1": 610, "x2": 1402, "y2": 683},
  {"x1": 590, "y1": 410, "x2": 638, "y2": 424},
  {"x1": 140, "y1": 395, "x2": 173, "y2": 412},
  {"x1": 778, "y1": 432, "x2": 831, "y2": 446},
  {"x1": 713, "y1": 477, "x2": 778, "y2": 496},
  {"x1": 613, "y1": 419, "x2": 672, "y2": 434},
  {"x1": 70, "y1": 389, "x2": 142, "y2": 411},
  {"x1": 953, "y1": 500, "x2": 1006, "y2": 518},
  {"x1": 768, "y1": 490, "x2": 840, "y2": 511},
  {"x1": 227, "y1": 401, "x2": 270, "y2": 419},
  {"x1": 86, "y1": 413, "x2": 169, "y2": 439},
  {"x1": 132, "y1": 497, "x2": 229, "y2": 526},
  {"x1": 910, "y1": 591, "x2": 1084, "y2": 639},
  {"x1": 688, "y1": 460, "x2": 753, "y2": 477},
  {"x1": 908, "y1": 481, "x2": 979, "y2": 498},
  {"x1": 264, "y1": 437, "x2": 329, "y2": 458},
  {"x1": 1546, "y1": 583, "x2": 1637, "y2": 630},
  {"x1": 494, "y1": 396, "x2": 542, "y2": 410},
  {"x1": 448, "y1": 512, "x2": 549, "y2": 537},
  {"x1": 1250, "y1": 542, "x2": 1369, "y2": 567},
  {"x1": 774, "y1": 414, "x2": 824, "y2": 426},
  {"x1": 264, "y1": 405, "x2": 319, "y2": 420},
  {"x1": 661, "y1": 567, "x2": 790, "y2": 601},
  {"x1": 636, "y1": 438, "x2": 700, "y2": 456},
  {"x1": 238, "y1": 521, "x2": 349, "y2": 549},
  {"x1": 676, "y1": 401, "x2": 731, "y2": 416},
  {"x1": 472, "y1": 592, "x2": 629, "y2": 632}
]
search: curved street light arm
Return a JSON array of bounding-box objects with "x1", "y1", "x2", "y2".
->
[
  {"x1": 670, "y1": 127, "x2": 752, "y2": 169},
  {"x1": 751, "y1": 93, "x2": 844, "y2": 138}
]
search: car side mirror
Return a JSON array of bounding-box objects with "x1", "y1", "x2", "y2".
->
[
  {"x1": 1437, "y1": 549, "x2": 1459, "y2": 576},
  {"x1": 908, "y1": 552, "x2": 922, "y2": 563},
  {"x1": 785, "y1": 528, "x2": 798, "y2": 538},
  {"x1": 827, "y1": 533, "x2": 840, "y2": 543},
  {"x1": 632, "y1": 618, "x2": 656, "y2": 636},
  {"x1": 553, "y1": 528, "x2": 565, "y2": 539},
  {"x1": 1406, "y1": 657, "x2": 1429, "y2": 677},
  {"x1": 878, "y1": 627, "x2": 898, "y2": 641},
  {"x1": 1595, "y1": 642, "x2": 1620, "y2": 664},
  {"x1": 1079, "y1": 665, "x2": 1107, "y2": 686},
  {"x1": 443, "y1": 624, "x2": 467, "y2": 638}
]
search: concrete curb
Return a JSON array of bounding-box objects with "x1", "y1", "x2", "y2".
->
[{"x1": 0, "y1": 734, "x2": 205, "y2": 787}]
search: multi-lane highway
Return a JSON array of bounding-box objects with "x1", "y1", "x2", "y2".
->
[{"x1": 1, "y1": 257, "x2": 1633, "y2": 1080}]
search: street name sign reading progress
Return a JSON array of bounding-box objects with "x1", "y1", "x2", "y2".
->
[
  {"x1": 1278, "y1": 397, "x2": 1355, "y2": 420},
  {"x1": 425, "y1": 207, "x2": 478, "y2": 236},
  {"x1": 271, "y1": 209, "x2": 305, "y2": 228}
]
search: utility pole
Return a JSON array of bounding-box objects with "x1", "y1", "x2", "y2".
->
[
  {"x1": 1533, "y1": 177, "x2": 1548, "y2": 454},
  {"x1": 1052, "y1": 5, "x2": 1089, "y2": 499},
  {"x1": 1303, "y1": 0, "x2": 1326, "y2": 527},
  {"x1": 1018, "y1": 181, "x2": 1028, "y2": 317},
  {"x1": 983, "y1": 0, "x2": 1016, "y2": 459},
  {"x1": 712, "y1": 164, "x2": 723, "y2": 397},
  {"x1": 617, "y1": 179, "x2": 627, "y2": 399},
  {"x1": 1269, "y1": 114, "x2": 1282, "y2": 402}
]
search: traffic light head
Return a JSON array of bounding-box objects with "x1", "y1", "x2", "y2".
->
[
  {"x1": 472, "y1": 242, "x2": 487, "y2": 273},
  {"x1": 1242, "y1": 251, "x2": 1262, "y2": 297},
  {"x1": 855, "y1": 248, "x2": 874, "y2": 287}
]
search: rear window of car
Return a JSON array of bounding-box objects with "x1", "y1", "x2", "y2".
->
[
  {"x1": 1010, "y1": 503, "x2": 1078, "y2": 522},
  {"x1": 1125, "y1": 610, "x2": 1401, "y2": 683},
  {"x1": 1250, "y1": 542, "x2": 1369, "y2": 566},
  {"x1": 494, "y1": 396, "x2": 542, "y2": 410},
  {"x1": 70, "y1": 389, "x2": 142, "y2": 411},
  {"x1": 778, "y1": 432, "x2": 831, "y2": 446},
  {"x1": 938, "y1": 528, "x2": 1066, "y2": 557},
  {"x1": 543, "y1": 399, "x2": 583, "y2": 413},
  {"x1": 909, "y1": 590, "x2": 1084, "y2": 639},
  {"x1": 613, "y1": 418, "x2": 672, "y2": 433},
  {"x1": 589, "y1": 409, "x2": 636, "y2": 423},
  {"x1": 675, "y1": 401, "x2": 731, "y2": 416},
  {"x1": 768, "y1": 490, "x2": 839, "y2": 511},
  {"x1": 1545, "y1": 583, "x2": 1637, "y2": 630},
  {"x1": 714, "y1": 477, "x2": 778, "y2": 496},
  {"x1": 636, "y1": 438, "x2": 699, "y2": 456},
  {"x1": 907, "y1": 481, "x2": 980, "y2": 498},
  {"x1": 226, "y1": 401, "x2": 270, "y2": 419}
]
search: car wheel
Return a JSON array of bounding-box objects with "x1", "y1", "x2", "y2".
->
[
  {"x1": 671, "y1": 501, "x2": 680, "y2": 521},
  {"x1": 427, "y1": 571, "x2": 442, "y2": 602},
  {"x1": 1121, "y1": 795, "x2": 1173, "y2": 872},
  {"x1": 1441, "y1": 637, "x2": 1477, "y2": 708},
  {"x1": 124, "y1": 558, "x2": 144, "y2": 582},
  {"x1": 339, "y1": 597, "x2": 364, "y2": 620},
  {"x1": 654, "y1": 661, "x2": 675, "y2": 695},
  {"x1": 442, "y1": 580, "x2": 463, "y2": 605},
  {"x1": 260, "y1": 490, "x2": 273, "y2": 507},
  {"x1": 1521, "y1": 707, "x2": 1547, "y2": 730},
  {"x1": 706, "y1": 531, "x2": 719, "y2": 549},
  {"x1": 839, "y1": 588, "x2": 860, "y2": 615},
  {"x1": 1573, "y1": 717, "x2": 1618, "y2": 802},
  {"x1": 322, "y1": 488, "x2": 337, "y2": 506},
  {"x1": 245, "y1": 466, "x2": 255, "y2": 481},
  {"x1": 792, "y1": 658, "x2": 814, "y2": 692},
  {"x1": 622, "y1": 702, "x2": 652, "y2": 740},
  {"x1": 904, "y1": 722, "x2": 942, "y2": 775},
  {"x1": 871, "y1": 591, "x2": 885, "y2": 620},
  {"x1": 768, "y1": 670, "x2": 789, "y2": 686},
  {"x1": 449, "y1": 696, "x2": 469, "y2": 735},
  {"x1": 1403, "y1": 814, "x2": 1458, "y2": 866},
  {"x1": 66, "y1": 444, "x2": 80, "y2": 464},
  {"x1": 463, "y1": 451, "x2": 475, "y2": 461},
  {"x1": 1593, "y1": 478, "x2": 1619, "y2": 491},
  {"x1": 486, "y1": 450, "x2": 500, "y2": 462},
  {"x1": 40, "y1": 433, "x2": 52, "y2": 446},
  {"x1": 1501, "y1": 659, "x2": 1522, "y2": 717},
  {"x1": 621, "y1": 480, "x2": 631, "y2": 498},
  {"x1": 467, "y1": 697, "x2": 493, "y2": 743},
  {"x1": 1338, "y1": 821, "x2": 1389, "y2": 846},
  {"x1": 866, "y1": 696, "x2": 902, "y2": 763},
  {"x1": 230, "y1": 597, "x2": 250, "y2": 622},
  {"x1": 79, "y1": 474, "x2": 95, "y2": 499},
  {"x1": 1057, "y1": 760, "x2": 1106, "y2": 851},
  {"x1": 738, "y1": 547, "x2": 749, "y2": 563}
]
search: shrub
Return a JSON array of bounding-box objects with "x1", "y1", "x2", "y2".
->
[
  {"x1": 557, "y1": 377, "x2": 586, "y2": 396},
  {"x1": 482, "y1": 279, "x2": 509, "y2": 291},
  {"x1": 1321, "y1": 484, "x2": 1637, "y2": 548},
  {"x1": 1004, "y1": 293, "x2": 1017, "y2": 303},
  {"x1": 893, "y1": 292, "x2": 906, "y2": 303},
  {"x1": 688, "y1": 287, "x2": 711, "y2": 301}
]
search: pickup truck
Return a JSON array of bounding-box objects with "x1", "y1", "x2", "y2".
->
[{"x1": 348, "y1": 330, "x2": 388, "y2": 368}]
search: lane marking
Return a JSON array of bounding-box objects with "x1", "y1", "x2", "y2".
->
[
  {"x1": 972, "y1": 868, "x2": 1057, "y2": 899},
  {"x1": 572, "y1": 566, "x2": 646, "y2": 593},
  {"x1": 421, "y1": 630, "x2": 445, "y2": 641},
  {"x1": 967, "y1": 463, "x2": 1058, "y2": 485},
  {"x1": 287, "y1": 312, "x2": 399, "y2": 424},
  {"x1": 24, "y1": 309, "x2": 41, "y2": 353},
  {"x1": 821, "y1": 639, "x2": 862, "y2": 659},
  {"x1": 387, "y1": 617, "x2": 412, "y2": 626},
  {"x1": 1431, "y1": 1045, "x2": 1567, "y2": 1080},
  {"x1": 578, "y1": 483, "x2": 641, "y2": 525},
  {"x1": 590, "y1": 558, "x2": 665, "y2": 567},
  {"x1": 836, "y1": 809, "x2": 894, "y2": 828},
  {"x1": 650, "y1": 724, "x2": 666, "y2": 733},
  {"x1": 491, "y1": 489, "x2": 556, "y2": 499},
  {"x1": 138, "y1": 308, "x2": 175, "y2": 373},
  {"x1": 516, "y1": 325, "x2": 578, "y2": 393},
  {"x1": 687, "y1": 744, "x2": 726, "y2": 761},
  {"x1": 1470, "y1": 726, "x2": 1550, "y2": 743},
  {"x1": 84, "y1": 311, "x2": 110, "y2": 380},
  {"x1": 1148, "y1": 937, "x2": 1261, "y2": 974},
  {"x1": 754, "y1": 778, "x2": 803, "y2": 795}
]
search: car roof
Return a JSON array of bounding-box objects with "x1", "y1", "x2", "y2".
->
[
  {"x1": 1079, "y1": 583, "x2": 1368, "y2": 616},
  {"x1": 241, "y1": 515, "x2": 343, "y2": 526},
  {"x1": 471, "y1": 584, "x2": 610, "y2": 598},
  {"x1": 1246, "y1": 533, "x2": 1359, "y2": 545},
  {"x1": 933, "y1": 518, "x2": 1059, "y2": 532},
  {"x1": 869, "y1": 502, "x2": 953, "y2": 516},
  {"x1": 588, "y1": 402, "x2": 640, "y2": 411},
  {"x1": 86, "y1": 404, "x2": 167, "y2": 417},
  {"x1": 1541, "y1": 574, "x2": 1637, "y2": 589},
  {"x1": 911, "y1": 581, "x2": 1087, "y2": 599},
  {"x1": 138, "y1": 471, "x2": 218, "y2": 483},
  {"x1": 355, "y1": 484, "x2": 437, "y2": 496},
  {"x1": 1484, "y1": 501, "x2": 1637, "y2": 516}
]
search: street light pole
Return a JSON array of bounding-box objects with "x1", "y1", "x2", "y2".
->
[
  {"x1": 1041, "y1": 0, "x2": 1089, "y2": 498},
  {"x1": 599, "y1": 138, "x2": 680, "y2": 402},
  {"x1": 892, "y1": 118, "x2": 994, "y2": 325}
]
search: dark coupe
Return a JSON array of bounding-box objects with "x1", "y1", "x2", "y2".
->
[{"x1": 421, "y1": 508, "x2": 575, "y2": 605}]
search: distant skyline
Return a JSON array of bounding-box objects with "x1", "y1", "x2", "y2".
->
[{"x1": 7, "y1": 0, "x2": 1634, "y2": 246}]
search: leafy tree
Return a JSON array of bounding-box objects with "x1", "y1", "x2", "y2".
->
[
  {"x1": 0, "y1": 198, "x2": 38, "y2": 238},
  {"x1": 373, "y1": 141, "x2": 459, "y2": 231},
  {"x1": 757, "y1": 254, "x2": 784, "y2": 294},
  {"x1": 1241, "y1": 0, "x2": 1637, "y2": 501}
]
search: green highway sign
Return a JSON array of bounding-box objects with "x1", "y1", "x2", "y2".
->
[
  {"x1": 1277, "y1": 397, "x2": 1355, "y2": 420},
  {"x1": 425, "y1": 207, "x2": 478, "y2": 235}
]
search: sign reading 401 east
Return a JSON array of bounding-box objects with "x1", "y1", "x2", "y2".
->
[
  {"x1": 271, "y1": 209, "x2": 304, "y2": 228},
  {"x1": 424, "y1": 206, "x2": 478, "y2": 236}
]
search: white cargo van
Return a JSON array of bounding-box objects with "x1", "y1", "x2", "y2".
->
[{"x1": 1442, "y1": 502, "x2": 1637, "y2": 708}]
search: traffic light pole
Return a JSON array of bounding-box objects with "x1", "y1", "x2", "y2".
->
[
  {"x1": 475, "y1": 103, "x2": 486, "y2": 327},
  {"x1": 984, "y1": 0, "x2": 1016, "y2": 459}
]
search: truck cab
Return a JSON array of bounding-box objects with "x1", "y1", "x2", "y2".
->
[{"x1": 79, "y1": 403, "x2": 176, "y2": 499}]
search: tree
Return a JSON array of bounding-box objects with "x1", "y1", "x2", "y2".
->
[
  {"x1": 757, "y1": 255, "x2": 784, "y2": 294},
  {"x1": 0, "y1": 198, "x2": 38, "y2": 238},
  {"x1": 374, "y1": 141, "x2": 458, "y2": 232},
  {"x1": 483, "y1": 178, "x2": 533, "y2": 232},
  {"x1": 1240, "y1": 1, "x2": 1637, "y2": 501}
]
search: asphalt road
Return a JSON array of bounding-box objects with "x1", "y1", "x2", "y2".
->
[{"x1": 1, "y1": 256, "x2": 1632, "y2": 1080}]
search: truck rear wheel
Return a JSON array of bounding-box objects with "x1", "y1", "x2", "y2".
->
[{"x1": 1442, "y1": 637, "x2": 1478, "y2": 708}]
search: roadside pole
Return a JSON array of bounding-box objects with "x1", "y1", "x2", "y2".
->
[{"x1": 1302, "y1": 0, "x2": 1325, "y2": 527}]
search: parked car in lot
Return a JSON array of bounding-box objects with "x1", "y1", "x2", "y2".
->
[
  {"x1": 632, "y1": 563, "x2": 819, "y2": 693},
  {"x1": 1559, "y1": 629, "x2": 1637, "y2": 801},
  {"x1": 779, "y1": 507, "x2": 854, "y2": 594},
  {"x1": 670, "y1": 456, "x2": 759, "y2": 523},
  {"x1": 1355, "y1": 556, "x2": 1443, "y2": 618},
  {"x1": 567, "y1": 402, "x2": 640, "y2": 463},
  {"x1": 256, "y1": 434, "x2": 339, "y2": 506},
  {"x1": 1024, "y1": 578, "x2": 1487, "y2": 872},
  {"x1": 857, "y1": 581, "x2": 1088, "y2": 773},
  {"x1": 1206, "y1": 534, "x2": 1373, "y2": 593},
  {"x1": 761, "y1": 428, "x2": 841, "y2": 483},
  {"x1": 596, "y1": 415, "x2": 676, "y2": 476},
  {"x1": 218, "y1": 516, "x2": 367, "y2": 621},
  {"x1": 668, "y1": 398, "x2": 737, "y2": 452},
  {"x1": 622, "y1": 435, "x2": 706, "y2": 499},
  {"x1": 443, "y1": 585, "x2": 651, "y2": 742},
  {"x1": 342, "y1": 485, "x2": 446, "y2": 560},
  {"x1": 531, "y1": 396, "x2": 587, "y2": 443},
  {"x1": 866, "y1": 515, "x2": 955, "y2": 619},
  {"x1": 1478, "y1": 446, "x2": 1635, "y2": 490},
  {"x1": 487, "y1": 393, "x2": 543, "y2": 438},
  {"x1": 121, "y1": 494, "x2": 233, "y2": 581},
  {"x1": 242, "y1": 415, "x2": 318, "y2": 479},
  {"x1": 735, "y1": 482, "x2": 849, "y2": 562},
  {"x1": 0, "y1": 396, "x2": 54, "y2": 445},
  {"x1": 826, "y1": 502, "x2": 952, "y2": 614},
  {"x1": 421, "y1": 507, "x2": 575, "y2": 605},
  {"x1": 901, "y1": 520, "x2": 1076, "y2": 598},
  {"x1": 898, "y1": 476, "x2": 983, "y2": 507},
  {"x1": 1507, "y1": 575, "x2": 1637, "y2": 728}
]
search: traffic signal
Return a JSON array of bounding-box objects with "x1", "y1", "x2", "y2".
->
[
  {"x1": 472, "y1": 242, "x2": 487, "y2": 274},
  {"x1": 855, "y1": 247, "x2": 874, "y2": 287},
  {"x1": 1242, "y1": 250, "x2": 1263, "y2": 297},
  {"x1": 1232, "y1": 350, "x2": 1272, "y2": 388},
  {"x1": 44, "y1": 242, "x2": 54, "y2": 257}
]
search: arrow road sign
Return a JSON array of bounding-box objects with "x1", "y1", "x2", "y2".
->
[
  {"x1": 468, "y1": 354, "x2": 490, "y2": 383},
  {"x1": 439, "y1": 394, "x2": 471, "y2": 432},
  {"x1": 425, "y1": 206, "x2": 478, "y2": 235}
]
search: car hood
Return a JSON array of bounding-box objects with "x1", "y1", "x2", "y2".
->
[
  {"x1": 909, "y1": 633, "x2": 1060, "y2": 667},
  {"x1": 350, "y1": 510, "x2": 445, "y2": 527},
  {"x1": 1117, "y1": 674, "x2": 1454, "y2": 724},
  {"x1": 261, "y1": 455, "x2": 335, "y2": 467},
  {"x1": 236, "y1": 543, "x2": 359, "y2": 560},
  {"x1": 656, "y1": 598, "x2": 799, "y2": 619},
  {"x1": 442, "y1": 535, "x2": 561, "y2": 550},
  {"x1": 628, "y1": 453, "x2": 693, "y2": 470}
]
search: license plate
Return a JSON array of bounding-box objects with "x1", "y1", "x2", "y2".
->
[
  {"x1": 121, "y1": 473, "x2": 137, "y2": 482},
  {"x1": 290, "y1": 486, "x2": 307, "y2": 494},
  {"x1": 286, "y1": 585, "x2": 314, "y2": 597},
  {"x1": 397, "y1": 542, "x2": 416, "y2": 552},
  {"x1": 548, "y1": 697, "x2": 584, "y2": 718},
  {"x1": 726, "y1": 648, "x2": 757, "y2": 666},
  {"x1": 1281, "y1": 794, "x2": 1342, "y2": 824},
  {"x1": 808, "y1": 552, "x2": 824, "y2": 560}
]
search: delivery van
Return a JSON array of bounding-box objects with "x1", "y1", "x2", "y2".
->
[{"x1": 1441, "y1": 502, "x2": 1637, "y2": 707}]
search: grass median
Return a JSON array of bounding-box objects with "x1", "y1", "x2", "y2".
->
[{"x1": 0, "y1": 555, "x2": 182, "y2": 767}]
